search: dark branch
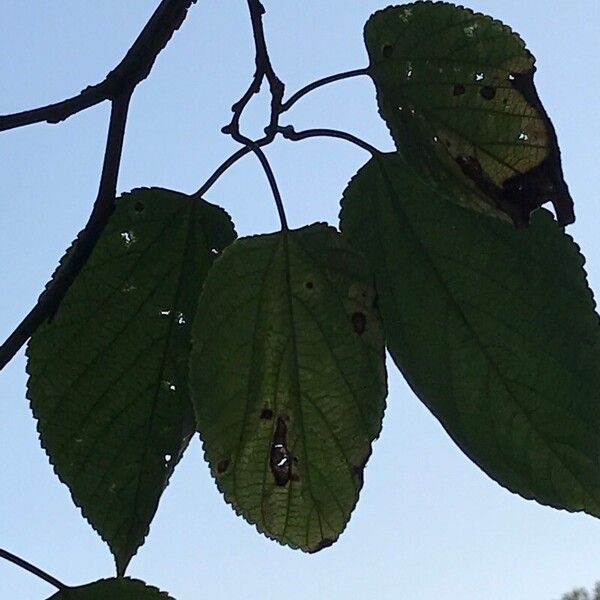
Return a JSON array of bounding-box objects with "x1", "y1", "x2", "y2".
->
[
  {"x1": 277, "y1": 125, "x2": 381, "y2": 156},
  {"x1": 0, "y1": 548, "x2": 66, "y2": 590},
  {"x1": 280, "y1": 68, "x2": 369, "y2": 113},
  {"x1": 222, "y1": 0, "x2": 284, "y2": 145},
  {"x1": 0, "y1": 0, "x2": 197, "y2": 370},
  {"x1": 0, "y1": 93, "x2": 131, "y2": 371},
  {"x1": 0, "y1": 0, "x2": 196, "y2": 132}
]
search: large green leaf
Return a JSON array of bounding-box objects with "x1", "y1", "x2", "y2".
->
[
  {"x1": 340, "y1": 153, "x2": 600, "y2": 515},
  {"x1": 364, "y1": 2, "x2": 573, "y2": 226},
  {"x1": 46, "y1": 577, "x2": 174, "y2": 599},
  {"x1": 27, "y1": 188, "x2": 235, "y2": 574},
  {"x1": 190, "y1": 223, "x2": 387, "y2": 551}
]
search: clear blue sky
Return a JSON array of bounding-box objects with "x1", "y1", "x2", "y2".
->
[{"x1": 1, "y1": 2, "x2": 600, "y2": 599}]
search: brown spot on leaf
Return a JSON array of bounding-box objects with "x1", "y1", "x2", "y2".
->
[
  {"x1": 216, "y1": 459, "x2": 229, "y2": 474},
  {"x1": 291, "y1": 474, "x2": 300, "y2": 482},
  {"x1": 382, "y1": 44, "x2": 394, "y2": 58},
  {"x1": 453, "y1": 83, "x2": 466, "y2": 96},
  {"x1": 351, "y1": 311, "x2": 367, "y2": 335},
  {"x1": 480, "y1": 85, "x2": 496, "y2": 100},
  {"x1": 134, "y1": 201, "x2": 145, "y2": 212},
  {"x1": 260, "y1": 408, "x2": 273, "y2": 420},
  {"x1": 305, "y1": 281, "x2": 314, "y2": 289},
  {"x1": 270, "y1": 417, "x2": 291, "y2": 486},
  {"x1": 309, "y1": 538, "x2": 335, "y2": 553},
  {"x1": 506, "y1": 69, "x2": 574, "y2": 225}
]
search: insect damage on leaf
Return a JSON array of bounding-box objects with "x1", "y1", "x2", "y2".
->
[
  {"x1": 364, "y1": 2, "x2": 574, "y2": 227},
  {"x1": 270, "y1": 417, "x2": 292, "y2": 486}
]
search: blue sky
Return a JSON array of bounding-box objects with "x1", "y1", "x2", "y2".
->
[{"x1": 1, "y1": 1, "x2": 600, "y2": 599}]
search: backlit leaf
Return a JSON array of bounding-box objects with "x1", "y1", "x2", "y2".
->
[
  {"x1": 341, "y1": 153, "x2": 600, "y2": 515},
  {"x1": 46, "y1": 577, "x2": 175, "y2": 599},
  {"x1": 190, "y1": 224, "x2": 386, "y2": 551},
  {"x1": 27, "y1": 188, "x2": 235, "y2": 574},
  {"x1": 364, "y1": 2, "x2": 574, "y2": 226}
]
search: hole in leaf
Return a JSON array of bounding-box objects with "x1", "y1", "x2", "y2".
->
[
  {"x1": 216, "y1": 459, "x2": 230, "y2": 474},
  {"x1": 453, "y1": 83, "x2": 466, "y2": 96},
  {"x1": 432, "y1": 135, "x2": 439, "y2": 143},
  {"x1": 508, "y1": 73, "x2": 516, "y2": 81},
  {"x1": 519, "y1": 131, "x2": 529, "y2": 141},
  {"x1": 382, "y1": 44, "x2": 393, "y2": 58},
  {"x1": 134, "y1": 201, "x2": 145, "y2": 212},
  {"x1": 121, "y1": 284, "x2": 136, "y2": 293},
  {"x1": 175, "y1": 312, "x2": 186, "y2": 325},
  {"x1": 211, "y1": 248, "x2": 219, "y2": 255},
  {"x1": 160, "y1": 309, "x2": 171, "y2": 316},
  {"x1": 480, "y1": 85, "x2": 496, "y2": 100},
  {"x1": 165, "y1": 454, "x2": 172, "y2": 462},
  {"x1": 260, "y1": 408, "x2": 274, "y2": 420},
  {"x1": 475, "y1": 72, "x2": 484, "y2": 82},
  {"x1": 120, "y1": 231, "x2": 135, "y2": 246},
  {"x1": 270, "y1": 417, "x2": 291, "y2": 486},
  {"x1": 351, "y1": 311, "x2": 367, "y2": 335}
]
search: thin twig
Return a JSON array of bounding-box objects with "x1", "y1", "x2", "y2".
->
[
  {"x1": 280, "y1": 68, "x2": 369, "y2": 113},
  {"x1": 251, "y1": 146, "x2": 288, "y2": 230},
  {"x1": 0, "y1": 548, "x2": 67, "y2": 590},
  {"x1": 193, "y1": 146, "x2": 253, "y2": 197},
  {"x1": 0, "y1": 0, "x2": 196, "y2": 132},
  {"x1": 277, "y1": 125, "x2": 381, "y2": 156},
  {"x1": 0, "y1": 93, "x2": 131, "y2": 371},
  {"x1": 222, "y1": 0, "x2": 284, "y2": 145},
  {"x1": 0, "y1": 0, "x2": 197, "y2": 371}
]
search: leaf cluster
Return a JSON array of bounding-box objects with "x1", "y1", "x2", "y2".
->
[{"x1": 1, "y1": 2, "x2": 594, "y2": 598}]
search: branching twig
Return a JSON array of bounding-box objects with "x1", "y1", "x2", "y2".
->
[
  {"x1": 0, "y1": 548, "x2": 67, "y2": 590},
  {"x1": 277, "y1": 124, "x2": 381, "y2": 156},
  {"x1": 0, "y1": 93, "x2": 132, "y2": 370},
  {"x1": 280, "y1": 68, "x2": 369, "y2": 114},
  {"x1": 0, "y1": 0, "x2": 196, "y2": 132},
  {"x1": 0, "y1": 0, "x2": 197, "y2": 370},
  {"x1": 222, "y1": 0, "x2": 284, "y2": 145}
]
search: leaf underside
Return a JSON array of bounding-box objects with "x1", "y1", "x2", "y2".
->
[
  {"x1": 46, "y1": 577, "x2": 175, "y2": 600},
  {"x1": 364, "y1": 1, "x2": 574, "y2": 226},
  {"x1": 27, "y1": 188, "x2": 235, "y2": 574},
  {"x1": 190, "y1": 223, "x2": 387, "y2": 551},
  {"x1": 341, "y1": 153, "x2": 600, "y2": 516}
]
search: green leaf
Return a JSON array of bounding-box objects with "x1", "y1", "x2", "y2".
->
[
  {"x1": 46, "y1": 577, "x2": 175, "y2": 599},
  {"x1": 190, "y1": 223, "x2": 387, "y2": 551},
  {"x1": 364, "y1": 2, "x2": 574, "y2": 226},
  {"x1": 340, "y1": 153, "x2": 600, "y2": 516},
  {"x1": 27, "y1": 188, "x2": 236, "y2": 575}
]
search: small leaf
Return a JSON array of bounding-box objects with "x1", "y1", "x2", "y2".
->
[
  {"x1": 364, "y1": 2, "x2": 574, "y2": 226},
  {"x1": 27, "y1": 188, "x2": 236, "y2": 574},
  {"x1": 46, "y1": 577, "x2": 175, "y2": 599},
  {"x1": 341, "y1": 153, "x2": 600, "y2": 516},
  {"x1": 190, "y1": 224, "x2": 387, "y2": 551}
]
